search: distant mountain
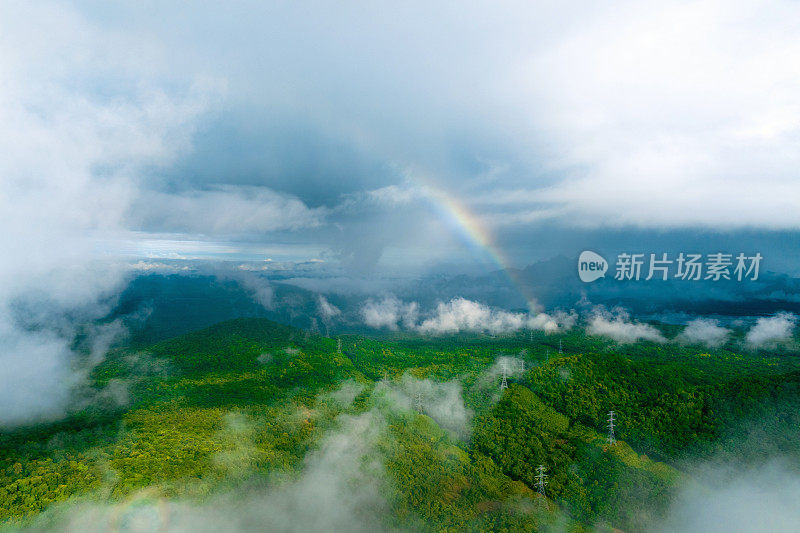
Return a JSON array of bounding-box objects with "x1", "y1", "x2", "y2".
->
[
  {"x1": 110, "y1": 275, "x2": 332, "y2": 345},
  {"x1": 108, "y1": 260, "x2": 800, "y2": 346},
  {"x1": 434, "y1": 255, "x2": 800, "y2": 317}
]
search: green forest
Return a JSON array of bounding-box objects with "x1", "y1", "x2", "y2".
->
[{"x1": 1, "y1": 317, "x2": 799, "y2": 532}]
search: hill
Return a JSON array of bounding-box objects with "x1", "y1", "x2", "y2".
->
[{"x1": 0, "y1": 318, "x2": 799, "y2": 531}]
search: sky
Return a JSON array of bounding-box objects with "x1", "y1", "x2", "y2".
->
[{"x1": 4, "y1": 0, "x2": 800, "y2": 276}]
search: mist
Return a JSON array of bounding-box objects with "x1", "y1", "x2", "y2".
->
[
  {"x1": 586, "y1": 307, "x2": 666, "y2": 344},
  {"x1": 657, "y1": 460, "x2": 800, "y2": 533},
  {"x1": 360, "y1": 296, "x2": 574, "y2": 335},
  {"x1": 677, "y1": 318, "x2": 731, "y2": 348},
  {"x1": 0, "y1": 1, "x2": 213, "y2": 427},
  {"x1": 23, "y1": 410, "x2": 390, "y2": 533},
  {"x1": 14, "y1": 377, "x2": 481, "y2": 532},
  {"x1": 745, "y1": 312, "x2": 797, "y2": 348},
  {"x1": 378, "y1": 375, "x2": 473, "y2": 440}
]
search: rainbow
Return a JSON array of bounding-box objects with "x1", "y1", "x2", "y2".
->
[{"x1": 417, "y1": 182, "x2": 538, "y2": 309}]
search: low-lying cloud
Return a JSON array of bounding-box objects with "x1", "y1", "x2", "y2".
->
[
  {"x1": 678, "y1": 318, "x2": 731, "y2": 348},
  {"x1": 361, "y1": 296, "x2": 419, "y2": 331},
  {"x1": 317, "y1": 295, "x2": 341, "y2": 321},
  {"x1": 417, "y1": 298, "x2": 572, "y2": 336},
  {"x1": 587, "y1": 307, "x2": 666, "y2": 344},
  {"x1": 17, "y1": 377, "x2": 477, "y2": 532},
  {"x1": 224, "y1": 270, "x2": 275, "y2": 310},
  {"x1": 361, "y1": 296, "x2": 575, "y2": 335},
  {"x1": 379, "y1": 374, "x2": 473, "y2": 439},
  {"x1": 27, "y1": 409, "x2": 389, "y2": 533},
  {"x1": 0, "y1": 1, "x2": 213, "y2": 427},
  {"x1": 657, "y1": 460, "x2": 800, "y2": 533},
  {"x1": 745, "y1": 312, "x2": 797, "y2": 348}
]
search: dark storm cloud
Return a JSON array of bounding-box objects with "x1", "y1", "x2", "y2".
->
[
  {"x1": 60, "y1": 0, "x2": 800, "y2": 275},
  {"x1": 161, "y1": 107, "x2": 401, "y2": 207},
  {"x1": 73, "y1": 0, "x2": 559, "y2": 252}
]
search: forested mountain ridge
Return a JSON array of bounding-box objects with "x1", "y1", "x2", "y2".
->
[{"x1": 1, "y1": 318, "x2": 798, "y2": 532}]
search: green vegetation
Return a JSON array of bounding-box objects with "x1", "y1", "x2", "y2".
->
[{"x1": 1, "y1": 318, "x2": 799, "y2": 531}]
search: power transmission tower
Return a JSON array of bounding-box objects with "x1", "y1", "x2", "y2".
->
[
  {"x1": 529, "y1": 330, "x2": 533, "y2": 343},
  {"x1": 337, "y1": 338, "x2": 342, "y2": 354},
  {"x1": 607, "y1": 410, "x2": 616, "y2": 445},
  {"x1": 519, "y1": 358, "x2": 525, "y2": 373},
  {"x1": 535, "y1": 465, "x2": 548, "y2": 497},
  {"x1": 500, "y1": 362, "x2": 509, "y2": 391},
  {"x1": 558, "y1": 339, "x2": 563, "y2": 355},
  {"x1": 414, "y1": 391, "x2": 424, "y2": 412}
]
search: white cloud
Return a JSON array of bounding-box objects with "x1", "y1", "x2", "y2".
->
[
  {"x1": 0, "y1": 326, "x2": 75, "y2": 427},
  {"x1": 22, "y1": 378, "x2": 470, "y2": 531},
  {"x1": 678, "y1": 318, "x2": 731, "y2": 347},
  {"x1": 467, "y1": 355, "x2": 530, "y2": 406},
  {"x1": 383, "y1": 374, "x2": 474, "y2": 439},
  {"x1": 416, "y1": 298, "x2": 573, "y2": 335},
  {"x1": 361, "y1": 296, "x2": 419, "y2": 331},
  {"x1": 129, "y1": 261, "x2": 192, "y2": 273},
  {"x1": 366, "y1": 184, "x2": 423, "y2": 205},
  {"x1": 417, "y1": 298, "x2": 524, "y2": 335},
  {"x1": 340, "y1": 184, "x2": 425, "y2": 210},
  {"x1": 488, "y1": 0, "x2": 800, "y2": 229},
  {"x1": 316, "y1": 295, "x2": 342, "y2": 336},
  {"x1": 41, "y1": 0, "x2": 800, "y2": 243},
  {"x1": 323, "y1": 379, "x2": 366, "y2": 407},
  {"x1": 360, "y1": 296, "x2": 574, "y2": 335},
  {"x1": 587, "y1": 308, "x2": 666, "y2": 343},
  {"x1": 657, "y1": 461, "x2": 800, "y2": 533},
  {"x1": 745, "y1": 312, "x2": 797, "y2": 347},
  {"x1": 317, "y1": 295, "x2": 342, "y2": 321},
  {"x1": 528, "y1": 310, "x2": 578, "y2": 334},
  {"x1": 0, "y1": 1, "x2": 210, "y2": 426},
  {"x1": 129, "y1": 186, "x2": 325, "y2": 235}
]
